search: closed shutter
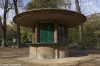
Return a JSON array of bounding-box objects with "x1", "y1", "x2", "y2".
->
[
  {"x1": 58, "y1": 24, "x2": 66, "y2": 43},
  {"x1": 39, "y1": 23, "x2": 54, "y2": 43}
]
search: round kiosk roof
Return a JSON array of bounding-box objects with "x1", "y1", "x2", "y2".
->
[{"x1": 13, "y1": 9, "x2": 86, "y2": 28}]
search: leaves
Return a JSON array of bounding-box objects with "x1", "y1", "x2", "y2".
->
[
  {"x1": 20, "y1": 27, "x2": 32, "y2": 43},
  {"x1": 25, "y1": 0, "x2": 69, "y2": 10},
  {"x1": 83, "y1": 13, "x2": 100, "y2": 45},
  {"x1": 68, "y1": 27, "x2": 79, "y2": 43},
  {"x1": 68, "y1": 13, "x2": 100, "y2": 47}
]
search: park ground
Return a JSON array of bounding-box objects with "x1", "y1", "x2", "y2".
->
[{"x1": 0, "y1": 47, "x2": 100, "y2": 66}]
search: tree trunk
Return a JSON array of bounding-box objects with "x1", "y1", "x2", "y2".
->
[
  {"x1": 2, "y1": 0, "x2": 8, "y2": 47},
  {"x1": 75, "y1": 0, "x2": 85, "y2": 50},
  {"x1": 13, "y1": 0, "x2": 21, "y2": 48}
]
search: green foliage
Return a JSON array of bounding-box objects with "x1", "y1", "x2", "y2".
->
[
  {"x1": 25, "y1": 0, "x2": 68, "y2": 10},
  {"x1": 6, "y1": 21, "x2": 32, "y2": 45},
  {"x1": 83, "y1": 13, "x2": 100, "y2": 47},
  {"x1": 6, "y1": 21, "x2": 17, "y2": 39},
  {"x1": 68, "y1": 27, "x2": 79, "y2": 43},
  {"x1": 68, "y1": 13, "x2": 100, "y2": 48},
  {"x1": 20, "y1": 27, "x2": 32, "y2": 44}
]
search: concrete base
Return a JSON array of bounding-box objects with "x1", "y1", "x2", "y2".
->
[{"x1": 29, "y1": 44, "x2": 68, "y2": 59}]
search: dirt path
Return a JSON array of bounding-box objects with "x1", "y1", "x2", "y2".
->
[{"x1": 0, "y1": 47, "x2": 100, "y2": 66}]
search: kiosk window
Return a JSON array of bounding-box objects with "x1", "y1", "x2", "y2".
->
[
  {"x1": 39, "y1": 23, "x2": 54, "y2": 43},
  {"x1": 58, "y1": 24, "x2": 66, "y2": 43}
]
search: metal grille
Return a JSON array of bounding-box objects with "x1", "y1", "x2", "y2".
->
[{"x1": 58, "y1": 24, "x2": 66, "y2": 43}]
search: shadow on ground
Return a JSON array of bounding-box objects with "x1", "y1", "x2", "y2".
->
[{"x1": 69, "y1": 50, "x2": 100, "y2": 57}]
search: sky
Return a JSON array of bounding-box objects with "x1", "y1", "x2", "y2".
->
[
  {"x1": 0, "y1": 0, "x2": 31, "y2": 20},
  {"x1": 70, "y1": 0, "x2": 100, "y2": 15},
  {"x1": 0, "y1": 0, "x2": 100, "y2": 21}
]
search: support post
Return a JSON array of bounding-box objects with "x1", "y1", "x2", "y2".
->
[
  {"x1": 54, "y1": 22, "x2": 59, "y2": 58},
  {"x1": 35, "y1": 23, "x2": 39, "y2": 43},
  {"x1": 65, "y1": 24, "x2": 69, "y2": 57},
  {"x1": 66, "y1": 24, "x2": 68, "y2": 43},
  {"x1": 54, "y1": 22, "x2": 57, "y2": 43},
  {"x1": 35, "y1": 23, "x2": 39, "y2": 58},
  {"x1": 32, "y1": 26, "x2": 35, "y2": 43}
]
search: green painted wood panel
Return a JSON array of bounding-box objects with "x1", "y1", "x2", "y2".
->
[{"x1": 39, "y1": 23, "x2": 54, "y2": 43}]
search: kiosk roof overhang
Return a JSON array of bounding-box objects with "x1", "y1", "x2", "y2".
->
[{"x1": 13, "y1": 9, "x2": 87, "y2": 28}]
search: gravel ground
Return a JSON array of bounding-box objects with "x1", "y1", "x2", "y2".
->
[{"x1": 0, "y1": 47, "x2": 100, "y2": 66}]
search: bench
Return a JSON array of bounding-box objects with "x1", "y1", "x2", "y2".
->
[{"x1": 69, "y1": 43, "x2": 79, "y2": 49}]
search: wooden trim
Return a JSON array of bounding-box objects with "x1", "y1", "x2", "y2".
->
[
  {"x1": 54, "y1": 22, "x2": 57, "y2": 42},
  {"x1": 32, "y1": 26, "x2": 35, "y2": 43},
  {"x1": 65, "y1": 24, "x2": 68, "y2": 43},
  {"x1": 35, "y1": 23, "x2": 39, "y2": 43},
  {"x1": 54, "y1": 22, "x2": 59, "y2": 58}
]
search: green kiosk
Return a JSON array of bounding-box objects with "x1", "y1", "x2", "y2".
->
[{"x1": 13, "y1": 9, "x2": 86, "y2": 59}]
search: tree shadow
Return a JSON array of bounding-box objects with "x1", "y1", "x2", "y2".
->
[
  {"x1": 69, "y1": 50, "x2": 100, "y2": 57},
  {"x1": 0, "y1": 54, "x2": 29, "y2": 59}
]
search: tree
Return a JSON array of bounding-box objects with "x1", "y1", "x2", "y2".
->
[
  {"x1": 68, "y1": 27, "x2": 79, "y2": 43},
  {"x1": 20, "y1": 27, "x2": 32, "y2": 44},
  {"x1": 66, "y1": 0, "x2": 71, "y2": 9},
  {"x1": 6, "y1": 21, "x2": 17, "y2": 39},
  {"x1": 0, "y1": 0, "x2": 13, "y2": 47},
  {"x1": 2, "y1": 0, "x2": 8, "y2": 47},
  {"x1": 83, "y1": 13, "x2": 100, "y2": 48},
  {"x1": 13, "y1": 0, "x2": 21, "y2": 48},
  {"x1": 0, "y1": 0, "x2": 24, "y2": 47},
  {"x1": 26, "y1": 0, "x2": 69, "y2": 10},
  {"x1": 75, "y1": 0, "x2": 85, "y2": 50}
]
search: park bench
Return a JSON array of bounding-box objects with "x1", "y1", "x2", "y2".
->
[{"x1": 69, "y1": 43, "x2": 79, "y2": 49}]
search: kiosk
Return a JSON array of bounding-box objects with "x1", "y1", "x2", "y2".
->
[{"x1": 13, "y1": 9, "x2": 86, "y2": 59}]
